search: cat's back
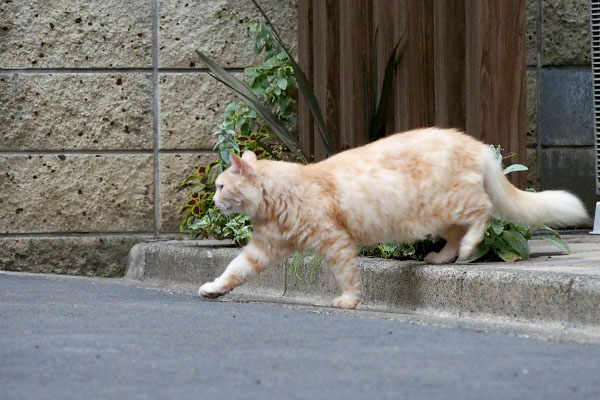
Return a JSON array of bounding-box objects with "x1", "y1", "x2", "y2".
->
[{"x1": 319, "y1": 127, "x2": 483, "y2": 173}]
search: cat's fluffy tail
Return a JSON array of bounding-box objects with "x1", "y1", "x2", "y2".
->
[{"x1": 482, "y1": 147, "x2": 589, "y2": 227}]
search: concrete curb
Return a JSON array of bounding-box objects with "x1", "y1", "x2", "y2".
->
[{"x1": 126, "y1": 237, "x2": 600, "y2": 330}]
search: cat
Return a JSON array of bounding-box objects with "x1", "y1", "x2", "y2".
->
[{"x1": 198, "y1": 127, "x2": 589, "y2": 309}]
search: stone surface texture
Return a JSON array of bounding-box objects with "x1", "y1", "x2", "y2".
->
[
  {"x1": 541, "y1": 0, "x2": 591, "y2": 66},
  {"x1": 539, "y1": 148, "x2": 598, "y2": 215},
  {"x1": 127, "y1": 238, "x2": 600, "y2": 335},
  {"x1": 526, "y1": 147, "x2": 539, "y2": 190},
  {"x1": 158, "y1": 0, "x2": 297, "y2": 68},
  {"x1": 526, "y1": 0, "x2": 538, "y2": 67},
  {"x1": 159, "y1": 73, "x2": 240, "y2": 150},
  {"x1": 526, "y1": 70, "x2": 538, "y2": 147},
  {"x1": 159, "y1": 153, "x2": 218, "y2": 232},
  {"x1": 0, "y1": 236, "x2": 149, "y2": 277},
  {"x1": 0, "y1": 73, "x2": 153, "y2": 150},
  {"x1": 0, "y1": 154, "x2": 154, "y2": 233},
  {"x1": 0, "y1": 0, "x2": 593, "y2": 276},
  {"x1": 0, "y1": 0, "x2": 153, "y2": 68},
  {"x1": 538, "y1": 69, "x2": 593, "y2": 146}
]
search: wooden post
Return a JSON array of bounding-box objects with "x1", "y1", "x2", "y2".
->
[
  {"x1": 339, "y1": 0, "x2": 369, "y2": 149},
  {"x1": 312, "y1": 0, "x2": 340, "y2": 158},
  {"x1": 297, "y1": 0, "x2": 526, "y2": 177},
  {"x1": 297, "y1": 0, "x2": 314, "y2": 159},
  {"x1": 434, "y1": 0, "x2": 466, "y2": 130},
  {"x1": 465, "y1": 0, "x2": 527, "y2": 188}
]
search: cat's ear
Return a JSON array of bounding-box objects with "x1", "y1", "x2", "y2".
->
[
  {"x1": 242, "y1": 151, "x2": 257, "y2": 162},
  {"x1": 230, "y1": 153, "x2": 253, "y2": 176}
]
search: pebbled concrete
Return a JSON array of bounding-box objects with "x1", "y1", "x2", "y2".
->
[
  {"x1": 541, "y1": 0, "x2": 591, "y2": 66},
  {"x1": 0, "y1": 154, "x2": 154, "y2": 233},
  {"x1": 158, "y1": 0, "x2": 297, "y2": 69},
  {"x1": 0, "y1": 73, "x2": 153, "y2": 151},
  {"x1": 158, "y1": 73, "x2": 241, "y2": 151},
  {"x1": 0, "y1": 0, "x2": 153, "y2": 68},
  {"x1": 0, "y1": 236, "x2": 151, "y2": 277},
  {"x1": 126, "y1": 236, "x2": 600, "y2": 335},
  {"x1": 2, "y1": 272, "x2": 600, "y2": 400}
]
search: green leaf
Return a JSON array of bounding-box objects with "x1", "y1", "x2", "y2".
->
[
  {"x1": 277, "y1": 78, "x2": 287, "y2": 90},
  {"x1": 491, "y1": 218, "x2": 505, "y2": 236},
  {"x1": 503, "y1": 164, "x2": 528, "y2": 175},
  {"x1": 245, "y1": 67, "x2": 258, "y2": 76},
  {"x1": 491, "y1": 145, "x2": 503, "y2": 163},
  {"x1": 542, "y1": 235, "x2": 571, "y2": 254},
  {"x1": 219, "y1": 150, "x2": 231, "y2": 163},
  {"x1": 496, "y1": 248, "x2": 522, "y2": 262},
  {"x1": 196, "y1": 50, "x2": 307, "y2": 163},
  {"x1": 539, "y1": 224, "x2": 561, "y2": 237},
  {"x1": 369, "y1": 28, "x2": 406, "y2": 142},
  {"x1": 248, "y1": 0, "x2": 334, "y2": 156},
  {"x1": 500, "y1": 230, "x2": 530, "y2": 260},
  {"x1": 464, "y1": 243, "x2": 490, "y2": 263}
]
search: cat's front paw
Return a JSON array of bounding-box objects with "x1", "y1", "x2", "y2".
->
[
  {"x1": 332, "y1": 294, "x2": 359, "y2": 309},
  {"x1": 198, "y1": 281, "x2": 230, "y2": 299}
]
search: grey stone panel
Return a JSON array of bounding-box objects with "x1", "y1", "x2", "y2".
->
[
  {"x1": 538, "y1": 69, "x2": 593, "y2": 146},
  {"x1": 541, "y1": 0, "x2": 591, "y2": 66},
  {"x1": 526, "y1": 0, "x2": 538, "y2": 67},
  {"x1": 526, "y1": 147, "x2": 539, "y2": 190},
  {"x1": 0, "y1": 154, "x2": 154, "y2": 233},
  {"x1": 0, "y1": 0, "x2": 153, "y2": 68},
  {"x1": 0, "y1": 73, "x2": 153, "y2": 151},
  {"x1": 539, "y1": 147, "x2": 599, "y2": 216},
  {"x1": 158, "y1": 0, "x2": 297, "y2": 68},
  {"x1": 0, "y1": 236, "x2": 150, "y2": 277},
  {"x1": 159, "y1": 73, "x2": 240, "y2": 150},
  {"x1": 526, "y1": 70, "x2": 538, "y2": 146},
  {"x1": 159, "y1": 152, "x2": 219, "y2": 233}
]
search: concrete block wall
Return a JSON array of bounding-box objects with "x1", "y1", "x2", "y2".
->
[
  {"x1": 0, "y1": 0, "x2": 297, "y2": 276},
  {"x1": 0, "y1": 0, "x2": 595, "y2": 276},
  {"x1": 525, "y1": 0, "x2": 599, "y2": 213}
]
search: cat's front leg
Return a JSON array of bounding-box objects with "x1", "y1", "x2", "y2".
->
[{"x1": 199, "y1": 239, "x2": 281, "y2": 299}]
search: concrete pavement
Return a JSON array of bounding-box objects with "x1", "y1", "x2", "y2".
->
[
  {"x1": 126, "y1": 235, "x2": 600, "y2": 342},
  {"x1": 2, "y1": 272, "x2": 600, "y2": 400}
]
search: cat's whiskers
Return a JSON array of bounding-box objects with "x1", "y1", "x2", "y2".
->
[{"x1": 215, "y1": 201, "x2": 232, "y2": 218}]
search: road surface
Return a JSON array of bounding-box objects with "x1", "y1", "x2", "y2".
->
[{"x1": 1, "y1": 272, "x2": 599, "y2": 400}]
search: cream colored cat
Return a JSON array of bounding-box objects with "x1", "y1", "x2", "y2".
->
[{"x1": 198, "y1": 127, "x2": 588, "y2": 309}]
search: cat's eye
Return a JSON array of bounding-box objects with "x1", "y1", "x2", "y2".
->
[{"x1": 216, "y1": 184, "x2": 223, "y2": 191}]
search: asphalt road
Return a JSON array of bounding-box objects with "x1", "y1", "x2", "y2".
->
[{"x1": 1, "y1": 272, "x2": 600, "y2": 400}]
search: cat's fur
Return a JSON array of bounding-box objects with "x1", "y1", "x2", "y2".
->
[{"x1": 199, "y1": 128, "x2": 589, "y2": 309}]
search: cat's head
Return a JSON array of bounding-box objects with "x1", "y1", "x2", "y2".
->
[{"x1": 213, "y1": 151, "x2": 262, "y2": 218}]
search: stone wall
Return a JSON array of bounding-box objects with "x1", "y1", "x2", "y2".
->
[
  {"x1": 0, "y1": 0, "x2": 595, "y2": 276},
  {"x1": 0, "y1": 0, "x2": 297, "y2": 276},
  {"x1": 525, "y1": 0, "x2": 598, "y2": 213}
]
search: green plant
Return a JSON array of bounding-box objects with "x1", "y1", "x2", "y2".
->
[
  {"x1": 180, "y1": 20, "x2": 293, "y2": 244},
  {"x1": 364, "y1": 28, "x2": 406, "y2": 143},
  {"x1": 359, "y1": 239, "x2": 442, "y2": 261},
  {"x1": 290, "y1": 253, "x2": 324, "y2": 283},
  {"x1": 466, "y1": 145, "x2": 570, "y2": 262},
  {"x1": 198, "y1": 0, "x2": 404, "y2": 158}
]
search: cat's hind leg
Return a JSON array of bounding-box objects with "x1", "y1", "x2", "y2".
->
[
  {"x1": 320, "y1": 236, "x2": 362, "y2": 309},
  {"x1": 424, "y1": 225, "x2": 465, "y2": 264},
  {"x1": 457, "y1": 218, "x2": 490, "y2": 262}
]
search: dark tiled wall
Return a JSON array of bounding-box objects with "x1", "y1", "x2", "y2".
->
[{"x1": 528, "y1": 0, "x2": 598, "y2": 216}]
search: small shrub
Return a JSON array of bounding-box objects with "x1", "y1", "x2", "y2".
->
[{"x1": 179, "y1": 20, "x2": 296, "y2": 245}]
